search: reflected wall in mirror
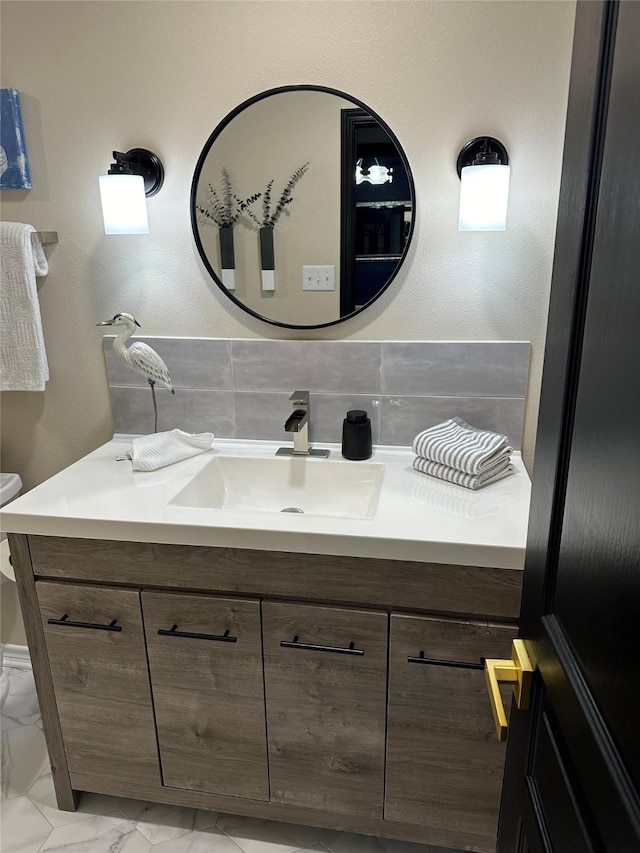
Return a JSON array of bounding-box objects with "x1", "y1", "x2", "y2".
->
[{"x1": 191, "y1": 86, "x2": 415, "y2": 329}]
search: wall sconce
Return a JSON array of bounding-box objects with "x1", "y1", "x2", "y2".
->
[
  {"x1": 99, "y1": 148, "x2": 164, "y2": 235},
  {"x1": 457, "y1": 137, "x2": 510, "y2": 231}
]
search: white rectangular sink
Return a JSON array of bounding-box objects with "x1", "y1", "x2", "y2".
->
[{"x1": 168, "y1": 454, "x2": 385, "y2": 519}]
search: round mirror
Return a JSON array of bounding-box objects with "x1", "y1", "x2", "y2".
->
[{"x1": 191, "y1": 86, "x2": 415, "y2": 330}]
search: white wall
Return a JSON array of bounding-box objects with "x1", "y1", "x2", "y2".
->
[{"x1": 0, "y1": 0, "x2": 576, "y2": 490}]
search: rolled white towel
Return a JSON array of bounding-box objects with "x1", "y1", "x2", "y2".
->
[
  {"x1": 413, "y1": 455, "x2": 514, "y2": 490},
  {"x1": 124, "y1": 429, "x2": 214, "y2": 472},
  {"x1": 412, "y1": 417, "x2": 512, "y2": 475}
]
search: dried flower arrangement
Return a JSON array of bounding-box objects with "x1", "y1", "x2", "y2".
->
[
  {"x1": 243, "y1": 162, "x2": 310, "y2": 229},
  {"x1": 196, "y1": 167, "x2": 261, "y2": 228},
  {"x1": 195, "y1": 163, "x2": 310, "y2": 293}
]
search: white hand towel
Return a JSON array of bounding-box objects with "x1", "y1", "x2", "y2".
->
[
  {"x1": 412, "y1": 455, "x2": 514, "y2": 490},
  {"x1": 412, "y1": 417, "x2": 512, "y2": 475},
  {"x1": 125, "y1": 429, "x2": 215, "y2": 472},
  {"x1": 0, "y1": 222, "x2": 49, "y2": 391}
]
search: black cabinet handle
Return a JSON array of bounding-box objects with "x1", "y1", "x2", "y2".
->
[
  {"x1": 47, "y1": 614, "x2": 122, "y2": 632},
  {"x1": 407, "y1": 650, "x2": 484, "y2": 670},
  {"x1": 280, "y1": 634, "x2": 364, "y2": 656},
  {"x1": 157, "y1": 625, "x2": 237, "y2": 643}
]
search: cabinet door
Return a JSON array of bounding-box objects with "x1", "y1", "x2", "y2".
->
[
  {"x1": 385, "y1": 614, "x2": 516, "y2": 842},
  {"x1": 262, "y1": 601, "x2": 387, "y2": 817},
  {"x1": 143, "y1": 591, "x2": 268, "y2": 800},
  {"x1": 37, "y1": 581, "x2": 160, "y2": 787}
]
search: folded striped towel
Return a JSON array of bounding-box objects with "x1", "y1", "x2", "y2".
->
[
  {"x1": 412, "y1": 417, "x2": 512, "y2": 475},
  {"x1": 124, "y1": 429, "x2": 215, "y2": 472},
  {"x1": 413, "y1": 455, "x2": 514, "y2": 491}
]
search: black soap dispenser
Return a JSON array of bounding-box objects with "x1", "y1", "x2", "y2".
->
[{"x1": 342, "y1": 410, "x2": 373, "y2": 460}]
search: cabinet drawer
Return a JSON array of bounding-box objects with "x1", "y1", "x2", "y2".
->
[
  {"x1": 263, "y1": 601, "x2": 387, "y2": 818},
  {"x1": 142, "y1": 591, "x2": 269, "y2": 800},
  {"x1": 28, "y1": 536, "x2": 523, "y2": 620},
  {"x1": 385, "y1": 614, "x2": 516, "y2": 842},
  {"x1": 36, "y1": 581, "x2": 160, "y2": 787}
]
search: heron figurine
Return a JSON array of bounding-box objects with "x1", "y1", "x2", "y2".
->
[{"x1": 97, "y1": 312, "x2": 174, "y2": 433}]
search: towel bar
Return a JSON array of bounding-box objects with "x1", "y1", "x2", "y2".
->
[{"x1": 30, "y1": 231, "x2": 58, "y2": 245}]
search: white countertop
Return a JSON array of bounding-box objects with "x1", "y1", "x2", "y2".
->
[{"x1": 1, "y1": 437, "x2": 531, "y2": 570}]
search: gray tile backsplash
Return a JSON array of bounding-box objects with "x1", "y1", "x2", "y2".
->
[
  {"x1": 230, "y1": 340, "x2": 382, "y2": 394},
  {"x1": 104, "y1": 338, "x2": 530, "y2": 449},
  {"x1": 110, "y1": 387, "x2": 235, "y2": 436},
  {"x1": 381, "y1": 342, "x2": 530, "y2": 397},
  {"x1": 104, "y1": 337, "x2": 232, "y2": 389},
  {"x1": 381, "y1": 395, "x2": 526, "y2": 448}
]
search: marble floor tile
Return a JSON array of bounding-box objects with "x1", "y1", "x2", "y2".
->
[
  {"x1": 152, "y1": 825, "x2": 246, "y2": 853},
  {"x1": 40, "y1": 811, "x2": 151, "y2": 852},
  {"x1": 27, "y1": 765, "x2": 122, "y2": 827},
  {"x1": 1, "y1": 722, "x2": 49, "y2": 799},
  {"x1": 0, "y1": 794, "x2": 54, "y2": 853},
  {"x1": 217, "y1": 813, "x2": 322, "y2": 853},
  {"x1": 118, "y1": 797, "x2": 219, "y2": 844},
  {"x1": 3, "y1": 667, "x2": 36, "y2": 697},
  {"x1": 1, "y1": 687, "x2": 41, "y2": 730}
]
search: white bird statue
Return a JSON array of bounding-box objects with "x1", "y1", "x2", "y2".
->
[{"x1": 97, "y1": 312, "x2": 174, "y2": 433}]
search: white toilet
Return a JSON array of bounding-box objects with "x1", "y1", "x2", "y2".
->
[{"x1": 0, "y1": 473, "x2": 23, "y2": 708}]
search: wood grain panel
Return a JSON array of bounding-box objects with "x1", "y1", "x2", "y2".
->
[
  {"x1": 28, "y1": 535, "x2": 522, "y2": 619},
  {"x1": 70, "y1": 770, "x2": 497, "y2": 853},
  {"x1": 8, "y1": 534, "x2": 77, "y2": 811},
  {"x1": 142, "y1": 591, "x2": 269, "y2": 800},
  {"x1": 385, "y1": 614, "x2": 516, "y2": 841},
  {"x1": 36, "y1": 581, "x2": 161, "y2": 787},
  {"x1": 262, "y1": 601, "x2": 387, "y2": 818}
]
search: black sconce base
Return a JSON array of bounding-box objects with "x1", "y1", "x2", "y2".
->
[
  {"x1": 109, "y1": 148, "x2": 165, "y2": 196},
  {"x1": 456, "y1": 137, "x2": 509, "y2": 177}
]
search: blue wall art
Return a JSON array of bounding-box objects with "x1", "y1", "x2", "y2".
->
[{"x1": 0, "y1": 88, "x2": 31, "y2": 189}]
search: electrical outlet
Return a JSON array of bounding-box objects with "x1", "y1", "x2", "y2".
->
[{"x1": 303, "y1": 265, "x2": 335, "y2": 291}]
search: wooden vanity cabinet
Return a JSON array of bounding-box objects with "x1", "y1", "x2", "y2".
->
[
  {"x1": 385, "y1": 614, "x2": 517, "y2": 843},
  {"x1": 18, "y1": 534, "x2": 524, "y2": 853},
  {"x1": 36, "y1": 581, "x2": 161, "y2": 788},
  {"x1": 142, "y1": 591, "x2": 269, "y2": 800},
  {"x1": 262, "y1": 601, "x2": 388, "y2": 818}
]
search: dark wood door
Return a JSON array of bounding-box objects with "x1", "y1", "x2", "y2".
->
[
  {"x1": 37, "y1": 581, "x2": 161, "y2": 787},
  {"x1": 386, "y1": 615, "x2": 516, "y2": 853},
  {"x1": 497, "y1": 2, "x2": 640, "y2": 850},
  {"x1": 143, "y1": 591, "x2": 269, "y2": 800},
  {"x1": 262, "y1": 601, "x2": 387, "y2": 817}
]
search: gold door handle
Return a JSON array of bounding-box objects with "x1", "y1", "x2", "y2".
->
[{"x1": 484, "y1": 639, "x2": 534, "y2": 742}]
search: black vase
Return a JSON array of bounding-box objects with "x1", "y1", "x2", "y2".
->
[
  {"x1": 219, "y1": 225, "x2": 235, "y2": 291},
  {"x1": 259, "y1": 226, "x2": 275, "y2": 292}
]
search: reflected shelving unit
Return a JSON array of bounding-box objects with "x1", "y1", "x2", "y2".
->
[{"x1": 340, "y1": 110, "x2": 412, "y2": 315}]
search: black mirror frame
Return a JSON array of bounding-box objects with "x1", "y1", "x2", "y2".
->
[{"x1": 190, "y1": 84, "x2": 416, "y2": 331}]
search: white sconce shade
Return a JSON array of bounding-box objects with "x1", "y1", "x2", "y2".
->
[
  {"x1": 458, "y1": 163, "x2": 511, "y2": 231},
  {"x1": 99, "y1": 148, "x2": 164, "y2": 235},
  {"x1": 99, "y1": 174, "x2": 149, "y2": 235},
  {"x1": 456, "y1": 136, "x2": 510, "y2": 232}
]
